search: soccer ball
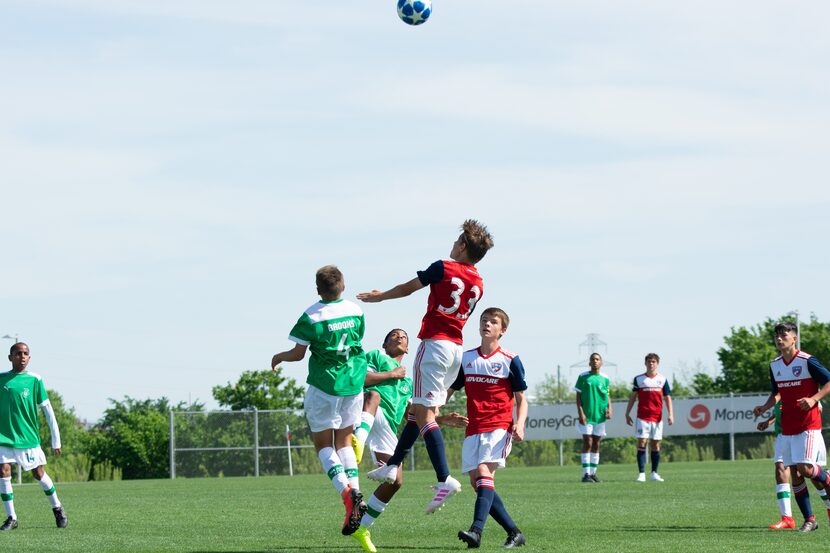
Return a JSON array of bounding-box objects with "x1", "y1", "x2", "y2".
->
[{"x1": 397, "y1": 0, "x2": 432, "y2": 26}]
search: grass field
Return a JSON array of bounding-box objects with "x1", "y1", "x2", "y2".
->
[{"x1": 2, "y1": 459, "x2": 828, "y2": 552}]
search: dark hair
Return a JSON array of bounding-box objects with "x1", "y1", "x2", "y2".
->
[
  {"x1": 590, "y1": 352, "x2": 603, "y2": 361},
  {"x1": 481, "y1": 307, "x2": 509, "y2": 330},
  {"x1": 9, "y1": 342, "x2": 28, "y2": 356},
  {"x1": 645, "y1": 353, "x2": 660, "y2": 363},
  {"x1": 460, "y1": 219, "x2": 494, "y2": 264},
  {"x1": 316, "y1": 265, "x2": 345, "y2": 298},
  {"x1": 774, "y1": 322, "x2": 798, "y2": 335},
  {"x1": 383, "y1": 328, "x2": 408, "y2": 345}
]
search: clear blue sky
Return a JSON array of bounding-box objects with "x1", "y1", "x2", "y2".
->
[{"x1": 2, "y1": 1, "x2": 828, "y2": 422}]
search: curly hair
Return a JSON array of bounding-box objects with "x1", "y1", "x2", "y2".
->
[{"x1": 459, "y1": 219, "x2": 494, "y2": 263}]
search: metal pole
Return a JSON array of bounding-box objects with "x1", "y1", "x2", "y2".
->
[
  {"x1": 169, "y1": 410, "x2": 176, "y2": 479},
  {"x1": 286, "y1": 424, "x2": 294, "y2": 477},
  {"x1": 253, "y1": 408, "x2": 260, "y2": 477},
  {"x1": 16, "y1": 464, "x2": 21, "y2": 484},
  {"x1": 410, "y1": 445, "x2": 416, "y2": 472},
  {"x1": 729, "y1": 392, "x2": 735, "y2": 461},
  {"x1": 559, "y1": 440, "x2": 564, "y2": 466}
]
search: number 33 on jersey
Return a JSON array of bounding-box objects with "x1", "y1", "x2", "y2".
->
[{"x1": 417, "y1": 260, "x2": 484, "y2": 344}]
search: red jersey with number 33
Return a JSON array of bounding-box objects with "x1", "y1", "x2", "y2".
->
[{"x1": 416, "y1": 260, "x2": 484, "y2": 344}]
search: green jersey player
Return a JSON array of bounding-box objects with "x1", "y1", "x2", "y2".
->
[
  {"x1": 271, "y1": 265, "x2": 368, "y2": 538},
  {"x1": 574, "y1": 353, "x2": 612, "y2": 483},
  {"x1": 1, "y1": 342, "x2": 67, "y2": 531}
]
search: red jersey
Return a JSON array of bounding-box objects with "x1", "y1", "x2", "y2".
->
[
  {"x1": 632, "y1": 372, "x2": 671, "y2": 423},
  {"x1": 451, "y1": 347, "x2": 528, "y2": 436},
  {"x1": 769, "y1": 351, "x2": 830, "y2": 436},
  {"x1": 416, "y1": 260, "x2": 484, "y2": 344}
]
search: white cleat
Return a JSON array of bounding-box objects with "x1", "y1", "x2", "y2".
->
[
  {"x1": 367, "y1": 464, "x2": 398, "y2": 484},
  {"x1": 636, "y1": 473, "x2": 646, "y2": 482},
  {"x1": 651, "y1": 472, "x2": 664, "y2": 482},
  {"x1": 425, "y1": 475, "x2": 462, "y2": 514}
]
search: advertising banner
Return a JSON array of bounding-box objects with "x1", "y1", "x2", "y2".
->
[{"x1": 524, "y1": 395, "x2": 773, "y2": 441}]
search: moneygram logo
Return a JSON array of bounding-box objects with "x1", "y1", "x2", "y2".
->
[{"x1": 688, "y1": 404, "x2": 711, "y2": 429}]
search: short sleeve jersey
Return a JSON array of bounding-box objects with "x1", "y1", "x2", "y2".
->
[
  {"x1": 769, "y1": 351, "x2": 830, "y2": 435},
  {"x1": 632, "y1": 372, "x2": 671, "y2": 423},
  {"x1": 416, "y1": 260, "x2": 484, "y2": 344},
  {"x1": 289, "y1": 299, "x2": 367, "y2": 397},
  {"x1": 451, "y1": 347, "x2": 528, "y2": 436},
  {"x1": 0, "y1": 370, "x2": 49, "y2": 449},
  {"x1": 574, "y1": 371, "x2": 611, "y2": 424},
  {"x1": 364, "y1": 349, "x2": 413, "y2": 427}
]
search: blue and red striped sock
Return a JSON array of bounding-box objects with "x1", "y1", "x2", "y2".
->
[
  {"x1": 421, "y1": 421, "x2": 450, "y2": 482},
  {"x1": 794, "y1": 482, "x2": 814, "y2": 521},
  {"x1": 472, "y1": 478, "x2": 495, "y2": 531},
  {"x1": 386, "y1": 415, "x2": 419, "y2": 467}
]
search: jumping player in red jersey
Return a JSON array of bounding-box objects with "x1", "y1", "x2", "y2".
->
[
  {"x1": 357, "y1": 220, "x2": 494, "y2": 514},
  {"x1": 754, "y1": 322, "x2": 830, "y2": 531},
  {"x1": 625, "y1": 353, "x2": 673, "y2": 482},
  {"x1": 447, "y1": 307, "x2": 527, "y2": 549}
]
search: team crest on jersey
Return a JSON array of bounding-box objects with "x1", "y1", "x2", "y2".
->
[
  {"x1": 22, "y1": 388, "x2": 30, "y2": 398},
  {"x1": 792, "y1": 366, "x2": 802, "y2": 377},
  {"x1": 400, "y1": 383, "x2": 411, "y2": 394},
  {"x1": 491, "y1": 362, "x2": 502, "y2": 373}
]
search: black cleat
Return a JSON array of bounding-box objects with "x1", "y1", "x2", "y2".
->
[
  {"x1": 798, "y1": 519, "x2": 818, "y2": 533},
  {"x1": 0, "y1": 516, "x2": 18, "y2": 531},
  {"x1": 341, "y1": 488, "x2": 365, "y2": 536},
  {"x1": 458, "y1": 527, "x2": 482, "y2": 549},
  {"x1": 53, "y1": 506, "x2": 68, "y2": 528},
  {"x1": 589, "y1": 474, "x2": 601, "y2": 483},
  {"x1": 581, "y1": 474, "x2": 593, "y2": 483},
  {"x1": 504, "y1": 528, "x2": 526, "y2": 548}
]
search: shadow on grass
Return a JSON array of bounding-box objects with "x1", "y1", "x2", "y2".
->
[{"x1": 607, "y1": 525, "x2": 761, "y2": 533}]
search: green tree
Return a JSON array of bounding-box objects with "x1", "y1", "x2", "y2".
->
[
  {"x1": 212, "y1": 369, "x2": 304, "y2": 411},
  {"x1": 534, "y1": 373, "x2": 573, "y2": 403},
  {"x1": 87, "y1": 397, "x2": 201, "y2": 480}
]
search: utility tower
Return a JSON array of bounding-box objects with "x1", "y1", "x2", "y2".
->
[{"x1": 569, "y1": 333, "x2": 618, "y2": 375}]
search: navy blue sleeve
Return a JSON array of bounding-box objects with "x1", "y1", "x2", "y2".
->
[
  {"x1": 808, "y1": 357, "x2": 830, "y2": 386},
  {"x1": 508, "y1": 356, "x2": 528, "y2": 392},
  {"x1": 662, "y1": 379, "x2": 672, "y2": 397},
  {"x1": 450, "y1": 365, "x2": 465, "y2": 391},
  {"x1": 769, "y1": 367, "x2": 779, "y2": 394},
  {"x1": 631, "y1": 376, "x2": 639, "y2": 392},
  {"x1": 417, "y1": 260, "x2": 444, "y2": 286}
]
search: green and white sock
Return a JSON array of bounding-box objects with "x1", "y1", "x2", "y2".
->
[
  {"x1": 360, "y1": 494, "x2": 387, "y2": 528},
  {"x1": 776, "y1": 483, "x2": 792, "y2": 517},
  {"x1": 581, "y1": 453, "x2": 590, "y2": 476},
  {"x1": 354, "y1": 413, "x2": 374, "y2": 445},
  {"x1": 337, "y1": 446, "x2": 360, "y2": 491},
  {"x1": 318, "y1": 447, "x2": 349, "y2": 495},
  {"x1": 589, "y1": 453, "x2": 600, "y2": 476},
  {"x1": 1, "y1": 477, "x2": 16, "y2": 520},
  {"x1": 38, "y1": 473, "x2": 62, "y2": 508}
]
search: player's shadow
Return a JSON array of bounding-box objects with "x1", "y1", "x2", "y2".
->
[{"x1": 610, "y1": 525, "x2": 760, "y2": 533}]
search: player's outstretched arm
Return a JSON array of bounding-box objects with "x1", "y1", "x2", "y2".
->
[
  {"x1": 271, "y1": 343, "x2": 307, "y2": 370},
  {"x1": 357, "y1": 277, "x2": 425, "y2": 303},
  {"x1": 364, "y1": 365, "x2": 407, "y2": 387},
  {"x1": 436, "y1": 412, "x2": 468, "y2": 428}
]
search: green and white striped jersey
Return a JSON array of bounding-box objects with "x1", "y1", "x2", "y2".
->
[
  {"x1": 289, "y1": 299, "x2": 367, "y2": 396},
  {"x1": 0, "y1": 370, "x2": 49, "y2": 449},
  {"x1": 365, "y1": 349, "x2": 412, "y2": 427}
]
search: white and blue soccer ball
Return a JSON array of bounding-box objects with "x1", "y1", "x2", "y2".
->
[{"x1": 397, "y1": 0, "x2": 432, "y2": 26}]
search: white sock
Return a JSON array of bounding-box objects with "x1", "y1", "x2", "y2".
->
[
  {"x1": 354, "y1": 412, "x2": 375, "y2": 444},
  {"x1": 776, "y1": 483, "x2": 792, "y2": 518},
  {"x1": 590, "y1": 452, "x2": 600, "y2": 476},
  {"x1": 581, "y1": 453, "x2": 590, "y2": 476},
  {"x1": 318, "y1": 447, "x2": 349, "y2": 495},
  {"x1": 337, "y1": 446, "x2": 360, "y2": 491},
  {"x1": 1, "y1": 477, "x2": 16, "y2": 519},
  {"x1": 360, "y1": 493, "x2": 387, "y2": 528},
  {"x1": 38, "y1": 473, "x2": 62, "y2": 508}
]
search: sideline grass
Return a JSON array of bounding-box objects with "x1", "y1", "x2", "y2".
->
[{"x1": 1, "y1": 460, "x2": 827, "y2": 552}]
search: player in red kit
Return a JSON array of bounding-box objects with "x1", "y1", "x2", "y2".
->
[
  {"x1": 357, "y1": 220, "x2": 494, "y2": 514},
  {"x1": 625, "y1": 353, "x2": 673, "y2": 482}
]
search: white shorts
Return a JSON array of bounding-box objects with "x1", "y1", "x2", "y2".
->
[
  {"x1": 773, "y1": 434, "x2": 786, "y2": 464},
  {"x1": 461, "y1": 428, "x2": 512, "y2": 475},
  {"x1": 304, "y1": 385, "x2": 362, "y2": 433},
  {"x1": 0, "y1": 445, "x2": 47, "y2": 471},
  {"x1": 367, "y1": 406, "x2": 398, "y2": 464},
  {"x1": 577, "y1": 422, "x2": 606, "y2": 437},
  {"x1": 635, "y1": 419, "x2": 663, "y2": 441},
  {"x1": 779, "y1": 430, "x2": 827, "y2": 467},
  {"x1": 412, "y1": 339, "x2": 462, "y2": 408}
]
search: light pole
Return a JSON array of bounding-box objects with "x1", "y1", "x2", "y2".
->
[{"x1": 2, "y1": 334, "x2": 18, "y2": 343}]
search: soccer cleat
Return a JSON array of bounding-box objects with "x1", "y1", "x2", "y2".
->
[
  {"x1": 351, "y1": 525, "x2": 377, "y2": 553},
  {"x1": 581, "y1": 474, "x2": 593, "y2": 483},
  {"x1": 798, "y1": 519, "x2": 818, "y2": 533},
  {"x1": 53, "y1": 506, "x2": 68, "y2": 528},
  {"x1": 651, "y1": 472, "x2": 664, "y2": 482},
  {"x1": 503, "y1": 528, "x2": 526, "y2": 548},
  {"x1": 425, "y1": 475, "x2": 462, "y2": 514},
  {"x1": 367, "y1": 463, "x2": 398, "y2": 484},
  {"x1": 352, "y1": 434, "x2": 366, "y2": 465},
  {"x1": 0, "y1": 516, "x2": 18, "y2": 531},
  {"x1": 341, "y1": 487, "x2": 366, "y2": 536},
  {"x1": 589, "y1": 474, "x2": 601, "y2": 483},
  {"x1": 458, "y1": 527, "x2": 482, "y2": 548},
  {"x1": 769, "y1": 516, "x2": 796, "y2": 530},
  {"x1": 636, "y1": 473, "x2": 646, "y2": 482}
]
